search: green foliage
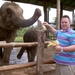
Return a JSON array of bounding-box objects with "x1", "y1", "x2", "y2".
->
[
  {"x1": 53, "y1": 17, "x2": 56, "y2": 23},
  {"x1": 15, "y1": 36, "x2": 23, "y2": 42},
  {"x1": 15, "y1": 25, "x2": 38, "y2": 42},
  {"x1": 16, "y1": 26, "x2": 36, "y2": 37}
]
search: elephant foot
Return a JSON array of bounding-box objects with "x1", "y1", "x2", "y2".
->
[
  {"x1": 2, "y1": 55, "x2": 10, "y2": 65},
  {"x1": 17, "y1": 54, "x2": 22, "y2": 59},
  {"x1": 2, "y1": 60, "x2": 9, "y2": 66},
  {"x1": 17, "y1": 47, "x2": 25, "y2": 59}
]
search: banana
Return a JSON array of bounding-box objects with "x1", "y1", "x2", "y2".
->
[
  {"x1": 47, "y1": 40, "x2": 59, "y2": 47},
  {"x1": 42, "y1": 25, "x2": 47, "y2": 30}
]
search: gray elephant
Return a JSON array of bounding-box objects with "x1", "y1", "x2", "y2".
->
[
  {"x1": 17, "y1": 26, "x2": 50, "y2": 62},
  {"x1": 0, "y1": 2, "x2": 41, "y2": 65}
]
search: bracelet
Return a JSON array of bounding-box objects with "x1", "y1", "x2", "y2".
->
[{"x1": 61, "y1": 47, "x2": 64, "y2": 52}]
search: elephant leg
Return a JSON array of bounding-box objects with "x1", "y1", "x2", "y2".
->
[
  {"x1": 2, "y1": 47, "x2": 13, "y2": 65},
  {"x1": 27, "y1": 47, "x2": 37, "y2": 62},
  {"x1": 0, "y1": 47, "x2": 3, "y2": 59},
  {"x1": 26, "y1": 49, "x2": 31, "y2": 62},
  {"x1": 17, "y1": 47, "x2": 26, "y2": 59},
  {"x1": 30, "y1": 47, "x2": 37, "y2": 62}
]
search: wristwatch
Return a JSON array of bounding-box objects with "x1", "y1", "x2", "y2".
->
[{"x1": 61, "y1": 47, "x2": 63, "y2": 52}]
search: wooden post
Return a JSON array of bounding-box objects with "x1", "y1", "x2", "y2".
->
[
  {"x1": 56, "y1": 0, "x2": 60, "y2": 29},
  {"x1": 72, "y1": 9, "x2": 74, "y2": 24},
  {"x1": 36, "y1": 30, "x2": 45, "y2": 75},
  {"x1": 43, "y1": 0, "x2": 49, "y2": 22}
]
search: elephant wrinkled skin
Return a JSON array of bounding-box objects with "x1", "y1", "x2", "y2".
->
[{"x1": 0, "y1": 2, "x2": 41, "y2": 65}]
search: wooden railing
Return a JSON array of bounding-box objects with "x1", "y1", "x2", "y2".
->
[{"x1": 0, "y1": 30, "x2": 56, "y2": 75}]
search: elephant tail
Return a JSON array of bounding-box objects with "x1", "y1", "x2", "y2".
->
[{"x1": 17, "y1": 47, "x2": 26, "y2": 59}]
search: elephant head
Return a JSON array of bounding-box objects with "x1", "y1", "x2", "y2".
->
[{"x1": 0, "y1": 2, "x2": 41, "y2": 30}]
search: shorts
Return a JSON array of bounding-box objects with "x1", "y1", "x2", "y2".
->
[{"x1": 55, "y1": 63, "x2": 75, "y2": 75}]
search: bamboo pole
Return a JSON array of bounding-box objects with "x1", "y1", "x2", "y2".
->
[
  {"x1": 0, "y1": 41, "x2": 49, "y2": 48},
  {"x1": 0, "y1": 60, "x2": 55, "y2": 72}
]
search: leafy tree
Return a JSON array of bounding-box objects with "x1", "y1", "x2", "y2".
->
[{"x1": 16, "y1": 25, "x2": 37, "y2": 37}]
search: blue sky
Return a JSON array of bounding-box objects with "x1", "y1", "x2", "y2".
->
[{"x1": 1, "y1": 0, "x2": 73, "y2": 24}]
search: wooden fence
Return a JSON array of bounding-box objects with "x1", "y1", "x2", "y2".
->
[{"x1": 0, "y1": 30, "x2": 56, "y2": 75}]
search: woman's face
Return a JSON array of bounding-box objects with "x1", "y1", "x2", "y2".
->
[{"x1": 61, "y1": 17, "x2": 70, "y2": 30}]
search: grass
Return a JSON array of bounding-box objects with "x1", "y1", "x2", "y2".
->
[{"x1": 14, "y1": 36, "x2": 23, "y2": 42}]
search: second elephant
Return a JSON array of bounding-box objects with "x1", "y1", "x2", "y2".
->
[{"x1": 17, "y1": 28, "x2": 50, "y2": 62}]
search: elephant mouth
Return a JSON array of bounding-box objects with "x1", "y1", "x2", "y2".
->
[{"x1": 2, "y1": 20, "x2": 20, "y2": 30}]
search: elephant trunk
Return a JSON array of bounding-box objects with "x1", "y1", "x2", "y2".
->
[{"x1": 16, "y1": 8, "x2": 41, "y2": 27}]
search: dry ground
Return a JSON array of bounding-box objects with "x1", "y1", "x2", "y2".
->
[{"x1": 0, "y1": 47, "x2": 56, "y2": 75}]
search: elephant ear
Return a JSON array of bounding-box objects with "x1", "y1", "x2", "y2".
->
[
  {"x1": 6, "y1": 8, "x2": 12, "y2": 18},
  {"x1": 0, "y1": 8, "x2": 4, "y2": 28}
]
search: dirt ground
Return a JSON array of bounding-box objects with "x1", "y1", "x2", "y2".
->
[{"x1": 0, "y1": 47, "x2": 56, "y2": 75}]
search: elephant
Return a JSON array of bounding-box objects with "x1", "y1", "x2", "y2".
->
[
  {"x1": 17, "y1": 21, "x2": 50, "y2": 62},
  {"x1": 0, "y1": 2, "x2": 41, "y2": 65}
]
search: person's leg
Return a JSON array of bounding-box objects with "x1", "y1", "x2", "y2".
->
[
  {"x1": 68, "y1": 65, "x2": 75, "y2": 75},
  {"x1": 55, "y1": 64, "x2": 61, "y2": 75},
  {"x1": 55, "y1": 64, "x2": 75, "y2": 75}
]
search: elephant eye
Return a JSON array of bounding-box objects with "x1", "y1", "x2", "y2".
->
[{"x1": 7, "y1": 8, "x2": 12, "y2": 17}]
